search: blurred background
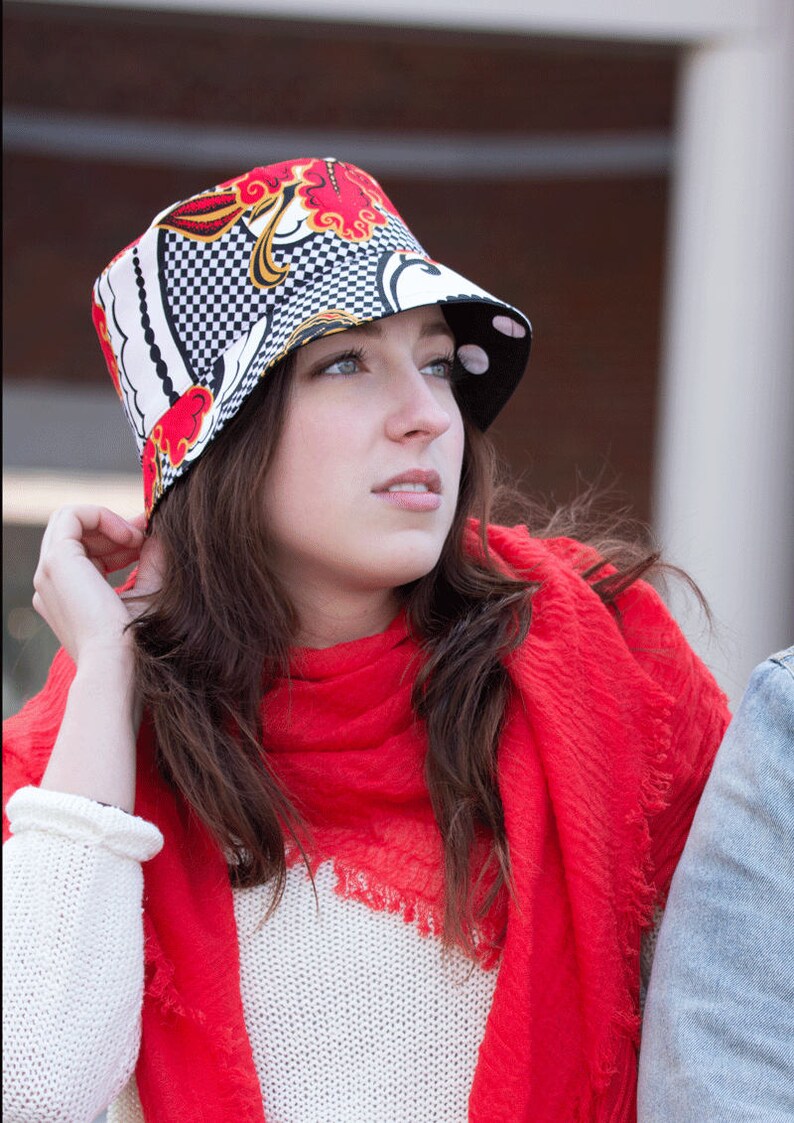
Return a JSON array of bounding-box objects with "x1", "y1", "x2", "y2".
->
[{"x1": 4, "y1": 0, "x2": 793, "y2": 719}]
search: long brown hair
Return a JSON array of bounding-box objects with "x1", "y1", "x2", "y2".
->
[{"x1": 132, "y1": 355, "x2": 662, "y2": 955}]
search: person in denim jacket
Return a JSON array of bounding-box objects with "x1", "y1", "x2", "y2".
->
[{"x1": 638, "y1": 647, "x2": 794, "y2": 1121}]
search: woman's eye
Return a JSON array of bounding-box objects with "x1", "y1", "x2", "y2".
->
[
  {"x1": 318, "y1": 351, "x2": 362, "y2": 377},
  {"x1": 422, "y1": 355, "x2": 455, "y2": 380}
]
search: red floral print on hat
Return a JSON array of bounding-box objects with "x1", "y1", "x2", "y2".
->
[
  {"x1": 91, "y1": 299, "x2": 122, "y2": 399},
  {"x1": 142, "y1": 387, "x2": 214, "y2": 515},
  {"x1": 227, "y1": 158, "x2": 399, "y2": 241},
  {"x1": 151, "y1": 387, "x2": 214, "y2": 470},
  {"x1": 142, "y1": 437, "x2": 162, "y2": 518},
  {"x1": 297, "y1": 160, "x2": 399, "y2": 240},
  {"x1": 156, "y1": 191, "x2": 246, "y2": 242},
  {"x1": 158, "y1": 158, "x2": 402, "y2": 291}
]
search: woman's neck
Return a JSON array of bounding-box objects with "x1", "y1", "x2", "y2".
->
[{"x1": 291, "y1": 586, "x2": 400, "y2": 650}]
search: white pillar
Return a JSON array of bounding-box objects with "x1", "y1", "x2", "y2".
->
[{"x1": 654, "y1": 2, "x2": 794, "y2": 705}]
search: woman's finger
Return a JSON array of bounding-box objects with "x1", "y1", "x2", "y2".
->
[
  {"x1": 82, "y1": 532, "x2": 142, "y2": 561},
  {"x1": 99, "y1": 547, "x2": 145, "y2": 575},
  {"x1": 43, "y1": 505, "x2": 145, "y2": 557}
]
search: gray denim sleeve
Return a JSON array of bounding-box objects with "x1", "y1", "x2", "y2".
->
[{"x1": 638, "y1": 648, "x2": 794, "y2": 1122}]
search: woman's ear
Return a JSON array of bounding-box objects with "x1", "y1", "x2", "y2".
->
[{"x1": 132, "y1": 532, "x2": 166, "y2": 601}]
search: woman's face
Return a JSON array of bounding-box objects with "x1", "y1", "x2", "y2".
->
[{"x1": 262, "y1": 305, "x2": 465, "y2": 606}]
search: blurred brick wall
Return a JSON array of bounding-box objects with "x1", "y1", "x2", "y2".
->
[{"x1": 3, "y1": 3, "x2": 676, "y2": 520}]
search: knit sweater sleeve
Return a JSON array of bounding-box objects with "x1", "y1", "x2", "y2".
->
[{"x1": 2, "y1": 786, "x2": 163, "y2": 1123}]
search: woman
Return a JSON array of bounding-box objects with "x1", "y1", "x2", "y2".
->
[{"x1": 3, "y1": 157, "x2": 729, "y2": 1123}]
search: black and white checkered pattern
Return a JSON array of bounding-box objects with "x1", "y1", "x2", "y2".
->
[
  {"x1": 161, "y1": 223, "x2": 370, "y2": 384},
  {"x1": 162, "y1": 223, "x2": 267, "y2": 378}
]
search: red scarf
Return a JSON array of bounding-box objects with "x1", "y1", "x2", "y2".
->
[{"x1": 3, "y1": 526, "x2": 729, "y2": 1121}]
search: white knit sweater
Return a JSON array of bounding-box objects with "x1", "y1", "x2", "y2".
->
[{"x1": 3, "y1": 787, "x2": 498, "y2": 1123}]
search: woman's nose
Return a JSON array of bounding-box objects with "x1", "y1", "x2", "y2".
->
[{"x1": 384, "y1": 365, "x2": 454, "y2": 443}]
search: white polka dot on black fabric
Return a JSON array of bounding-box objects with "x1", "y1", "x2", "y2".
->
[
  {"x1": 457, "y1": 344, "x2": 489, "y2": 375},
  {"x1": 492, "y1": 314, "x2": 527, "y2": 339}
]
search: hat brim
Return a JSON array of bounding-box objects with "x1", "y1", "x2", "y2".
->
[
  {"x1": 141, "y1": 251, "x2": 532, "y2": 517},
  {"x1": 247, "y1": 251, "x2": 532, "y2": 432}
]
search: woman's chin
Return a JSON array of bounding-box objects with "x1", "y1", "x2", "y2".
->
[{"x1": 375, "y1": 526, "x2": 451, "y2": 580}]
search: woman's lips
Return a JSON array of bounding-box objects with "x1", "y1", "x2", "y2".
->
[
  {"x1": 372, "y1": 469, "x2": 443, "y2": 512},
  {"x1": 374, "y1": 490, "x2": 442, "y2": 511}
]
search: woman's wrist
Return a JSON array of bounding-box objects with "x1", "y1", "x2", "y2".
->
[{"x1": 74, "y1": 632, "x2": 137, "y2": 672}]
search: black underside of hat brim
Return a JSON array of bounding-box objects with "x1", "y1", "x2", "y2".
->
[{"x1": 440, "y1": 301, "x2": 532, "y2": 431}]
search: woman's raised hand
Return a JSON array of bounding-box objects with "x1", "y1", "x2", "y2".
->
[{"x1": 32, "y1": 505, "x2": 163, "y2": 665}]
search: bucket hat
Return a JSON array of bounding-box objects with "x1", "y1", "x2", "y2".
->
[{"x1": 92, "y1": 157, "x2": 532, "y2": 517}]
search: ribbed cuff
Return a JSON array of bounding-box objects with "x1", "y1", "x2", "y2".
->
[{"x1": 5, "y1": 786, "x2": 164, "y2": 862}]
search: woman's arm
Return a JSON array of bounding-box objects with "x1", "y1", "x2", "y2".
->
[
  {"x1": 39, "y1": 641, "x2": 140, "y2": 811},
  {"x1": 2, "y1": 505, "x2": 164, "y2": 1120},
  {"x1": 32, "y1": 505, "x2": 161, "y2": 811}
]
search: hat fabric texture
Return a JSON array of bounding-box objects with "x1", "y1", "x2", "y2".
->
[{"x1": 91, "y1": 157, "x2": 532, "y2": 517}]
